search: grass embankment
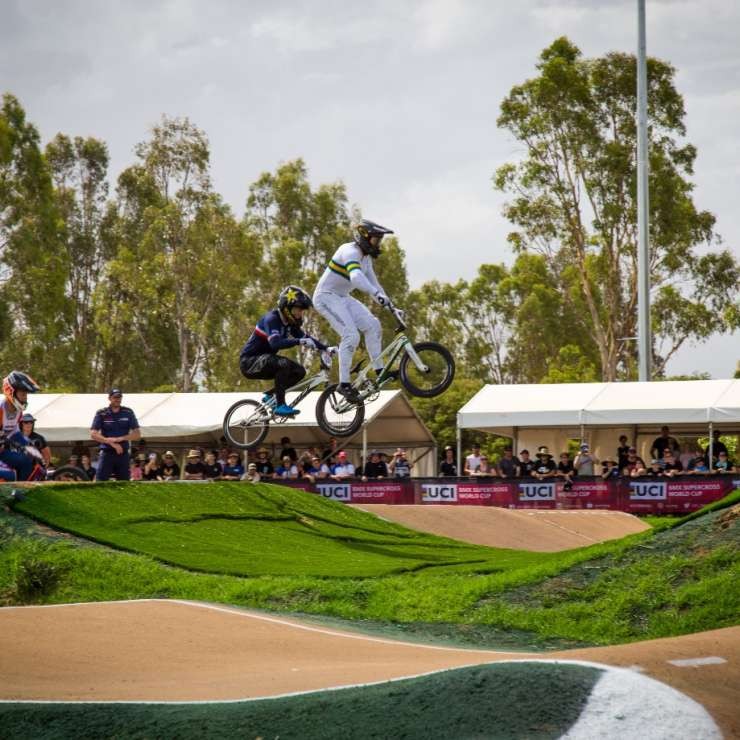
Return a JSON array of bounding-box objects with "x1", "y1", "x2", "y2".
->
[
  {"x1": 1, "y1": 483, "x2": 738, "y2": 648},
  {"x1": 0, "y1": 663, "x2": 603, "y2": 740}
]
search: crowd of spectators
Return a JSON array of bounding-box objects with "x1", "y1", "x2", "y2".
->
[
  {"x1": 52, "y1": 434, "x2": 419, "y2": 484},
  {"x1": 444, "y1": 426, "x2": 738, "y2": 480}
]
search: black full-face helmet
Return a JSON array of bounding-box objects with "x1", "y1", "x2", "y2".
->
[
  {"x1": 277, "y1": 285, "x2": 313, "y2": 326},
  {"x1": 354, "y1": 219, "x2": 394, "y2": 258}
]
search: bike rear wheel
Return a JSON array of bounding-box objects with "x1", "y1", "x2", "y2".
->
[
  {"x1": 315, "y1": 385, "x2": 365, "y2": 437},
  {"x1": 399, "y1": 341, "x2": 455, "y2": 398},
  {"x1": 223, "y1": 399, "x2": 270, "y2": 449}
]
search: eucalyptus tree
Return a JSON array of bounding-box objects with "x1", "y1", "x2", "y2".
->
[{"x1": 495, "y1": 38, "x2": 739, "y2": 380}]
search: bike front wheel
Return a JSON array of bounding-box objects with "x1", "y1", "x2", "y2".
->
[
  {"x1": 315, "y1": 385, "x2": 366, "y2": 437},
  {"x1": 399, "y1": 341, "x2": 455, "y2": 397},
  {"x1": 223, "y1": 399, "x2": 270, "y2": 449},
  {"x1": 51, "y1": 465, "x2": 90, "y2": 482}
]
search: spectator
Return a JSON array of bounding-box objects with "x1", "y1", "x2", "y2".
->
[
  {"x1": 390, "y1": 448, "x2": 413, "y2": 478},
  {"x1": 616, "y1": 435, "x2": 630, "y2": 471},
  {"x1": 689, "y1": 455, "x2": 710, "y2": 475},
  {"x1": 557, "y1": 452, "x2": 576, "y2": 490},
  {"x1": 241, "y1": 462, "x2": 261, "y2": 482},
  {"x1": 704, "y1": 430, "x2": 728, "y2": 464},
  {"x1": 601, "y1": 457, "x2": 620, "y2": 480},
  {"x1": 183, "y1": 449, "x2": 207, "y2": 480},
  {"x1": 518, "y1": 449, "x2": 536, "y2": 477},
  {"x1": 275, "y1": 455, "x2": 299, "y2": 480},
  {"x1": 532, "y1": 446, "x2": 557, "y2": 480},
  {"x1": 660, "y1": 449, "x2": 683, "y2": 477},
  {"x1": 331, "y1": 450, "x2": 355, "y2": 480},
  {"x1": 130, "y1": 453, "x2": 146, "y2": 480},
  {"x1": 439, "y1": 445, "x2": 458, "y2": 477},
  {"x1": 80, "y1": 453, "x2": 96, "y2": 479},
  {"x1": 222, "y1": 452, "x2": 244, "y2": 480},
  {"x1": 217, "y1": 446, "x2": 231, "y2": 469},
  {"x1": 463, "y1": 443, "x2": 482, "y2": 475},
  {"x1": 651, "y1": 426, "x2": 679, "y2": 461},
  {"x1": 679, "y1": 442, "x2": 698, "y2": 470},
  {"x1": 68, "y1": 454, "x2": 81, "y2": 468},
  {"x1": 622, "y1": 447, "x2": 646, "y2": 476},
  {"x1": 322, "y1": 436, "x2": 341, "y2": 462},
  {"x1": 644, "y1": 459, "x2": 664, "y2": 477},
  {"x1": 297, "y1": 446, "x2": 319, "y2": 471},
  {"x1": 497, "y1": 446, "x2": 520, "y2": 479},
  {"x1": 20, "y1": 413, "x2": 51, "y2": 465},
  {"x1": 573, "y1": 443, "x2": 598, "y2": 477},
  {"x1": 144, "y1": 452, "x2": 164, "y2": 481},
  {"x1": 363, "y1": 450, "x2": 389, "y2": 480},
  {"x1": 713, "y1": 450, "x2": 736, "y2": 474},
  {"x1": 310, "y1": 455, "x2": 331, "y2": 480},
  {"x1": 472, "y1": 454, "x2": 496, "y2": 477},
  {"x1": 203, "y1": 450, "x2": 222, "y2": 480},
  {"x1": 90, "y1": 389, "x2": 141, "y2": 482},
  {"x1": 254, "y1": 447, "x2": 274, "y2": 477},
  {"x1": 160, "y1": 451, "x2": 181, "y2": 481},
  {"x1": 280, "y1": 436, "x2": 298, "y2": 462},
  {"x1": 302, "y1": 457, "x2": 320, "y2": 483}
]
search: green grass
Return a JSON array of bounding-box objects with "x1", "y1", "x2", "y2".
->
[
  {"x1": 8, "y1": 482, "x2": 550, "y2": 577},
  {"x1": 1, "y1": 484, "x2": 738, "y2": 648},
  {"x1": 0, "y1": 662, "x2": 602, "y2": 740}
]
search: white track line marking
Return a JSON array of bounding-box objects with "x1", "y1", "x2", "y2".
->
[{"x1": 667, "y1": 657, "x2": 727, "y2": 667}]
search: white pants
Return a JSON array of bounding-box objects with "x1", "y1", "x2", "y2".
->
[{"x1": 313, "y1": 292, "x2": 383, "y2": 383}]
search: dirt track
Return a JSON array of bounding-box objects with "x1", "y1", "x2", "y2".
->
[
  {"x1": 0, "y1": 600, "x2": 737, "y2": 738},
  {"x1": 350, "y1": 505, "x2": 650, "y2": 551}
]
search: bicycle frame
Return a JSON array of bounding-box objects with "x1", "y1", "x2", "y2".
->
[
  {"x1": 349, "y1": 330, "x2": 430, "y2": 400},
  {"x1": 285, "y1": 366, "x2": 330, "y2": 410}
]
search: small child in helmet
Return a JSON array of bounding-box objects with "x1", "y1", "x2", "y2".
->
[
  {"x1": 239, "y1": 286, "x2": 331, "y2": 416},
  {"x1": 313, "y1": 219, "x2": 399, "y2": 402}
]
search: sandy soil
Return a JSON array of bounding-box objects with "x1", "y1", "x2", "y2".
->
[
  {"x1": 0, "y1": 600, "x2": 737, "y2": 737},
  {"x1": 350, "y1": 505, "x2": 650, "y2": 551}
]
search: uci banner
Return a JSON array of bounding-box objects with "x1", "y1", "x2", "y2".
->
[{"x1": 286, "y1": 476, "x2": 735, "y2": 512}]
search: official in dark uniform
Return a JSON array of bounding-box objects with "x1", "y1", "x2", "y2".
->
[{"x1": 90, "y1": 388, "x2": 140, "y2": 481}]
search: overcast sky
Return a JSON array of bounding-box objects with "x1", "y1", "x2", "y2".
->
[{"x1": 2, "y1": 0, "x2": 738, "y2": 377}]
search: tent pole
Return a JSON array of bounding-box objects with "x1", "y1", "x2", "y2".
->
[
  {"x1": 456, "y1": 425, "x2": 462, "y2": 476},
  {"x1": 708, "y1": 421, "x2": 713, "y2": 469},
  {"x1": 513, "y1": 426, "x2": 518, "y2": 455},
  {"x1": 362, "y1": 424, "x2": 368, "y2": 471}
]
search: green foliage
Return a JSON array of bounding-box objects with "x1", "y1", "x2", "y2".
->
[{"x1": 495, "y1": 38, "x2": 740, "y2": 380}]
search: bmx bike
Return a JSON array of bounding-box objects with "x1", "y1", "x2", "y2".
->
[
  {"x1": 315, "y1": 306, "x2": 455, "y2": 437},
  {"x1": 222, "y1": 349, "x2": 335, "y2": 450},
  {"x1": 0, "y1": 440, "x2": 90, "y2": 483}
]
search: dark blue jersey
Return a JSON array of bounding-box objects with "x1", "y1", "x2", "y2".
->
[
  {"x1": 240, "y1": 309, "x2": 325, "y2": 359},
  {"x1": 90, "y1": 405, "x2": 139, "y2": 453}
]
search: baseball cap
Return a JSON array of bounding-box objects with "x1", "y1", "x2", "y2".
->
[
  {"x1": 248, "y1": 463, "x2": 257, "y2": 470},
  {"x1": 164, "y1": 450, "x2": 175, "y2": 458},
  {"x1": 187, "y1": 449, "x2": 201, "y2": 458},
  {"x1": 108, "y1": 388, "x2": 123, "y2": 397},
  {"x1": 579, "y1": 443, "x2": 589, "y2": 450}
]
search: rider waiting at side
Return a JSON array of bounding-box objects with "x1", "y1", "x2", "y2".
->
[{"x1": 0, "y1": 371, "x2": 42, "y2": 482}]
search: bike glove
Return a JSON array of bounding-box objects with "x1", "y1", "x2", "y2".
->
[{"x1": 374, "y1": 292, "x2": 391, "y2": 308}]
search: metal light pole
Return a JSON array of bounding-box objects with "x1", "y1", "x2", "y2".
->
[{"x1": 637, "y1": 0, "x2": 651, "y2": 381}]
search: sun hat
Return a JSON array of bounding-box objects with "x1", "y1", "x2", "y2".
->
[
  {"x1": 186, "y1": 449, "x2": 200, "y2": 458},
  {"x1": 248, "y1": 463, "x2": 257, "y2": 470},
  {"x1": 164, "y1": 450, "x2": 175, "y2": 458}
]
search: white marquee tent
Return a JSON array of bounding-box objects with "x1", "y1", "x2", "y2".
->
[
  {"x1": 457, "y1": 379, "x2": 740, "y2": 462},
  {"x1": 27, "y1": 390, "x2": 437, "y2": 474}
]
